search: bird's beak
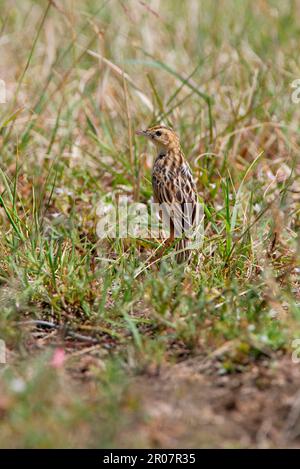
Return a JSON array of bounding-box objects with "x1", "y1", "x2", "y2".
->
[{"x1": 135, "y1": 129, "x2": 148, "y2": 137}]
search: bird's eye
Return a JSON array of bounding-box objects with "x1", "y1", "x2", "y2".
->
[{"x1": 155, "y1": 130, "x2": 162, "y2": 137}]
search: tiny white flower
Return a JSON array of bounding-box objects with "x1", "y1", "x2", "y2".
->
[
  {"x1": 10, "y1": 378, "x2": 26, "y2": 393},
  {"x1": 268, "y1": 309, "x2": 277, "y2": 318},
  {"x1": 259, "y1": 334, "x2": 269, "y2": 344}
]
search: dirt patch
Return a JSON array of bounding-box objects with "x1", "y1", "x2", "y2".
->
[
  {"x1": 12, "y1": 327, "x2": 300, "y2": 448},
  {"x1": 115, "y1": 355, "x2": 300, "y2": 448}
]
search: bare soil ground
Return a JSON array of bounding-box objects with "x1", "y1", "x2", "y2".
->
[
  {"x1": 128, "y1": 356, "x2": 300, "y2": 448},
  {"x1": 61, "y1": 340, "x2": 300, "y2": 448}
]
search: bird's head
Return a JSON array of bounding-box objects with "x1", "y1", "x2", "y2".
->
[{"x1": 136, "y1": 125, "x2": 179, "y2": 150}]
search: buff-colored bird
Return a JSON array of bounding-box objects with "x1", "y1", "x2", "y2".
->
[{"x1": 136, "y1": 125, "x2": 199, "y2": 262}]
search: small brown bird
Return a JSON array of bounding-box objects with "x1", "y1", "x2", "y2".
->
[{"x1": 136, "y1": 125, "x2": 199, "y2": 262}]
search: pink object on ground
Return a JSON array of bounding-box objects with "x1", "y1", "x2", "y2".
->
[{"x1": 50, "y1": 348, "x2": 65, "y2": 368}]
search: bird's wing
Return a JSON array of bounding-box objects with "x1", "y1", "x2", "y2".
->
[{"x1": 153, "y1": 162, "x2": 198, "y2": 238}]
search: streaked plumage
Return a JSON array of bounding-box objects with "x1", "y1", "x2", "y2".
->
[{"x1": 136, "y1": 125, "x2": 198, "y2": 262}]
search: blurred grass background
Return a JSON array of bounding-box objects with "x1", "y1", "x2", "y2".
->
[{"x1": 0, "y1": 0, "x2": 299, "y2": 448}]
